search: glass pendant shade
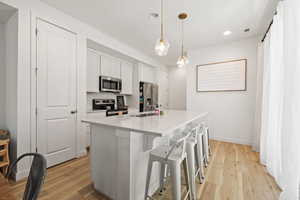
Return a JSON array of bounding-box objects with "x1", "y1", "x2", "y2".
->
[
  {"x1": 177, "y1": 13, "x2": 189, "y2": 68},
  {"x1": 155, "y1": 0, "x2": 169, "y2": 56},
  {"x1": 155, "y1": 38, "x2": 170, "y2": 56},
  {"x1": 177, "y1": 53, "x2": 189, "y2": 68}
]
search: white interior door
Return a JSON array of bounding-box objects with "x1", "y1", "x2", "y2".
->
[{"x1": 36, "y1": 19, "x2": 77, "y2": 167}]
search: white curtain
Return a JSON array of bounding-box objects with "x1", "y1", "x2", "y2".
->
[
  {"x1": 260, "y1": 1, "x2": 284, "y2": 186},
  {"x1": 260, "y1": 0, "x2": 300, "y2": 199},
  {"x1": 252, "y1": 42, "x2": 264, "y2": 152},
  {"x1": 280, "y1": 0, "x2": 300, "y2": 199}
]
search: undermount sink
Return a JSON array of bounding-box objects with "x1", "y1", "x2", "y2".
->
[{"x1": 131, "y1": 113, "x2": 158, "y2": 117}]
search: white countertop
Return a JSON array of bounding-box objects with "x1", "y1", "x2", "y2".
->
[{"x1": 82, "y1": 110, "x2": 208, "y2": 136}]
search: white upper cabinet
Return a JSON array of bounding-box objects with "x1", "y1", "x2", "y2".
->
[
  {"x1": 100, "y1": 55, "x2": 121, "y2": 79},
  {"x1": 86, "y1": 48, "x2": 134, "y2": 94},
  {"x1": 121, "y1": 61, "x2": 133, "y2": 95},
  {"x1": 139, "y1": 63, "x2": 156, "y2": 84},
  {"x1": 87, "y1": 49, "x2": 100, "y2": 92}
]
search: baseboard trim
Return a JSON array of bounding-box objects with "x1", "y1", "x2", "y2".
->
[
  {"x1": 211, "y1": 136, "x2": 252, "y2": 146},
  {"x1": 77, "y1": 149, "x2": 87, "y2": 158},
  {"x1": 251, "y1": 143, "x2": 260, "y2": 152},
  {"x1": 15, "y1": 169, "x2": 30, "y2": 181}
]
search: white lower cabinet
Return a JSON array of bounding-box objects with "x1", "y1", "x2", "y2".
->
[{"x1": 121, "y1": 62, "x2": 133, "y2": 95}]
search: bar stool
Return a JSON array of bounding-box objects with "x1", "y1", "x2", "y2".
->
[
  {"x1": 145, "y1": 128, "x2": 192, "y2": 200},
  {"x1": 169, "y1": 123, "x2": 206, "y2": 200}
]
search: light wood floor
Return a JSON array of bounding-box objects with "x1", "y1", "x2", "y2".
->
[{"x1": 3, "y1": 140, "x2": 281, "y2": 200}]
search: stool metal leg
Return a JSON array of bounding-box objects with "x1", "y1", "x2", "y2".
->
[
  {"x1": 207, "y1": 128, "x2": 212, "y2": 156},
  {"x1": 145, "y1": 158, "x2": 153, "y2": 200},
  {"x1": 186, "y1": 143, "x2": 196, "y2": 199},
  {"x1": 194, "y1": 149, "x2": 202, "y2": 182},
  {"x1": 170, "y1": 162, "x2": 181, "y2": 200},
  {"x1": 159, "y1": 163, "x2": 166, "y2": 194},
  {"x1": 182, "y1": 158, "x2": 192, "y2": 200},
  {"x1": 196, "y1": 134, "x2": 205, "y2": 182},
  {"x1": 182, "y1": 159, "x2": 189, "y2": 191},
  {"x1": 202, "y1": 134, "x2": 208, "y2": 168},
  {"x1": 204, "y1": 128, "x2": 210, "y2": 164}
]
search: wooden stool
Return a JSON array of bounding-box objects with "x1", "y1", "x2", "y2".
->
[{"x1": 0, "y1": 130, "x2": 10, "y2": 175}]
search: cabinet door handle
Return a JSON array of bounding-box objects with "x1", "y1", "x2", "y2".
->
[{"x1": 71, "y1": 110, "x2": 77, "y2": 114}]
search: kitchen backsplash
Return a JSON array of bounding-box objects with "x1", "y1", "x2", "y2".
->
[
  {"x1": 87, "y1": 93, "x2": 116, "y2": 112},
  {"x1": 87, "y1": 93, "x2": 129, "y2": 112}
]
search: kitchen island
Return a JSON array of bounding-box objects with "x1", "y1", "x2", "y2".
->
[{"x1": 82, "y1": 110, "x2": 208, "y2": 200}]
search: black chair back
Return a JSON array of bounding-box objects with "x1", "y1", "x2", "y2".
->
[{"x1": 6, "y1": 153, "x2": 47, "y2": 200}]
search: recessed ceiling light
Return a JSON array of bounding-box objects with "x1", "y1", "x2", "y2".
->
[{"x1": 223, "y1": 30, "x2": 232, "y2": 36}]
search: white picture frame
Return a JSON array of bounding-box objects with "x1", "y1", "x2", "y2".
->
[{"x1": 196, "y1": 59, "x2": 247, "y2": 92}]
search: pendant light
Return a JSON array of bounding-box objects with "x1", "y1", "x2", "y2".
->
[
  {"x1": 177, "y1": 13, "x2": 189, "y2": 68},
  {"x1": 155, "y1": 0, "x2": 170, "y2": 56}
]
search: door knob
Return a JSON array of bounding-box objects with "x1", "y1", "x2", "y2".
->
[{"x1": 71, "y1": 110, "x2": 77, "y2": 114}]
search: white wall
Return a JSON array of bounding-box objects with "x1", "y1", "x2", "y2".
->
[
  {"x1": 5, "y1": 12, "x2": 18, "y2": 161},
  {"x1": 186, "y1": 37, "x2": 259, "y2": 145},
  {"x1": 157, "y1": 66, "x2": 169, "y2": 109},
  {"x1": 168, "y1": 67, "x2": 187, "y2": 110},
  {"x1": 0, "y1": 23, "x2": 5, "y2": 129}
]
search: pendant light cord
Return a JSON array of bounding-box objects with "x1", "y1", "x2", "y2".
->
[
  {"x1": 181, "y1": 0, "x2": 185, "y2": 57},
  {"x1": 181, "y1": 20, "x2": 184, "y2": 57},
  {"x1": 161, "y1": 0, "x2": 164, "y2": 40}
]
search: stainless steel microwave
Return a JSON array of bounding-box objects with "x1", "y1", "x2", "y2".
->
[{"x1": 99, "y1": 76, "x2": 122, "y2": 93}]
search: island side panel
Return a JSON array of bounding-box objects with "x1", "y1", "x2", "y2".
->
[
  {"x1": 90, "y1": 124, "x2": 169, "y2": 200},
  {"x1": 115, "y1": 129, "x2": 132, "y2": 200},
  {"x1": 91, "y1": 125, "x2": 150, "y2": 200},
  {"x1": 91, "y1": 125, "x2": 118, "y2": 199}
]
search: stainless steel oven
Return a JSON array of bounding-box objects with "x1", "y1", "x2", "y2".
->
[
  {"x1": 99, "y1": 76, "x2": 122, "y2": 93},
  {"x1": 92, "y1": 99, "x2": 115, "y2": 111}
]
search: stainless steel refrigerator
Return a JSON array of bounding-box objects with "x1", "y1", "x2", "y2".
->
[{"x1": 139, "y1": 82, "x2": 158, "y2": 112}]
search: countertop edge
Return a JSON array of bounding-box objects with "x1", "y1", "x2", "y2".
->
[
  {"x1": 82, "y1": 111, "x2": 208, "y2": 137},
  {"x1": 82, "y1": 119, "x2": 164, "y2": 137}
]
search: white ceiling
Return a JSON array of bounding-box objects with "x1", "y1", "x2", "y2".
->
[
  {"x1": 0, "y1": 2, "x2": 17, "y2": 23},
  {"x1": 40, "y1": 0, "x2": 278, "y2": 66}
]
